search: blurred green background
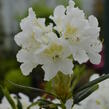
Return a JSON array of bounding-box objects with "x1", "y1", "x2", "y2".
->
[{"x1": 0, "y1": 0, "x2": 106, "y2": 101}]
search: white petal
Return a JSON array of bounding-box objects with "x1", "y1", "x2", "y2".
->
[
  {"x1": 19, "y1": 93, "x2": 29, "y2": 102},
  {"x1": 67, "y1": 7, "x2": 85, "y2": 19},
  {"x1": 58, "y1": 58, "x2": 73, "y2": 75},
  {"x1": 42, "y1": 58, "x2": 73, "y2": 81},
  {"x1": 42, "y1": 61, "x2": 59, "y2": 81},
  {"x1": 65, "y1": 99, "x2": 73, "y2": 109},
  {"x1": 54, "y1": 5, "x2": 65, "y2": 17},
  {"x1": 83, "y1": 27, "x2": 100, "y2": 38},
  {"x1": 66, "y1": 0, "x2": 75, "y2": 15},
  {"x1": 28, "y1": 8, "x2": 36, "y2": 18},
  {"x1": 90, "y1": 74, "x2": 99, "y2": 81},
  {"x1": 20, "y1": 62, "x2": 37, "y2": 76},
  {"x1": 33, "y1": 26, "x2": 42, "y2": 42},
  {"x1": 69, "y1": 0, "x2": 75, "y2": 7},
  {"x1": 37, "y1": 18, "x2": 45, "y2": 26},
  {"x1": 80, "y1": 39, "x2": 102, "y2": 64},
  {"x1": 88, "y1": 39, "x2": 102, "y2": 53},
  {"x1": 72, "y1": 47, "x2": 89, "y2": 64},
  {"x1": 20, "y1": 8, "x2": 36, "y2": 31},
  {"x1": 14, "y1": 31, "x2": 32, "y2": 47},
  {"x1": 58, "y1": 38, "x2": 71, "y2": 58},
  {"x1": 88, "y1": 15, "x2": 99, "y2": 27},
  {"x1": 14, "y1": 32, "x2": 26, "y2": 47},
  {"x1": 17, "y1": 49, "x2": 32, "y2": 63},
  {"x1": 88, "y1": 52, "x2": 101, "y2": 64},
  {"x1": 20, "y1": 18, "x2": 31, "y2": 31}
]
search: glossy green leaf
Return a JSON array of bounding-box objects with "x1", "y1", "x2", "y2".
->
[
  {"x1": 74, "y1": 84, "x2": 98, "y2": 104},
  {"x1": 16, "y1": 97, "x2": 23, "y2": 109},
  {"x1": 76, "y1": 74, "x2": 109, "y2": 92}
]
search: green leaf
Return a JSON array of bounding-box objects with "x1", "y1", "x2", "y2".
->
[
  {"x1": 0, "y1": 86, "x2": 17, "y2": 109},
  {"x1": 16, "y1": 97, "x2": 23, "y2": 109},
  {"x1": 7, "y1": 80, "x2": 57, "y2": 98},
  {"x1": 73, "y1": 74, "x2": 109, "y2": 104},
  {"x1": 76, "y1": 74, "x2": 109, "y2": 92},
  {"x1": 74, "y1": 84, "x2": 99, "y2": 104},
  {"x1": 4, "y1": 69, "x2": 32, "y2": 93}
]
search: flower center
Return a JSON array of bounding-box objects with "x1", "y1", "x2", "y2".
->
[
  {"x1": 43, "y1": 43, "x2": 63, "y2": 59},
  {"x1": 64, "y1": 24, "x2": 80, "y2": 43}
]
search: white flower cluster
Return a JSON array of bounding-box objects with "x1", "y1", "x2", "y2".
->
[
  {"x1": 0, "y1": 93, "x2": 40, "y2": 109},
  {"x1": 73, "y1": 75, "x2": 109, "y2": 109},
  {"x1": 15, "y1": 0, "x2": 102, "y2": 81}
]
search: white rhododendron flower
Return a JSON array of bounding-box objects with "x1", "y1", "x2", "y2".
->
[
  {"x1": 36, "y1": 37, "x2": 73, "y2": 80},
  {"x1": 50, "y1": 0, "x2": 102, "y2": 64},
  {"x1": 73, "y1": 75, "x2": 109, "y2": 109},
  {"x1": 0, "y1": 93, "x2": 40, "y2": 109},
  {"x1": 15, "y1": 7, "x2": 73, "y2": 80}
]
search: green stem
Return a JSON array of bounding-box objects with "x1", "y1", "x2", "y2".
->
[
  {"x1": 60, "y1": 100, "x2": 66, "y2": 109},
  {"x1": 61, "y1": 103, "x2": 66, "y2": 109},
  {"x1": 7, "y1": 80, "x2": 57, "y2": 98},
  {"x1": 72, "y1": 103, "x2": 75, "y2": 109}
]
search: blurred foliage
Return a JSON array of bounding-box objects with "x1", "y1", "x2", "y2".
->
[
  {"x1": 74, "y1": 0, "x2": 82, "y2": 8},
  {"x1": 0, "y1": 58, "x2": 17, "y2": 83},
  {"x1": 32, "y1": 4, "x2": 52, "y2": 17},
  {"x1": 4, "y1": 69, "x2": 32, "y2": 93},
  {"x1": 16, "y1": 2, "x2": 53, "y2": 25}
]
